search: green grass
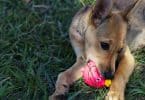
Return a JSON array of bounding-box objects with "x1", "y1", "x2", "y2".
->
[{"x1": 0, "y1": 0, "x2": 144, "y2": 100}]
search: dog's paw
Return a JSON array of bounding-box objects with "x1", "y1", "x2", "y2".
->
[
  {"x1": 105, "y1": 91, "x2": 120, "y2": 100},
  {"x1": 49, "y1": 94, "x2": 67, "y2": 100}
]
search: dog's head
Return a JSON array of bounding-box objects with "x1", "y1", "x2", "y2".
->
[{"x1": 85, "y1": 0, "x2": 129, "y2": 79}]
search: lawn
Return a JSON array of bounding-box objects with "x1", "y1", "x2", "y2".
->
[{"x1": 0, "y1": 0, "x2": 145, "y2": 100}]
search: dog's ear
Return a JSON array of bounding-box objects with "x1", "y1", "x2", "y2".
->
[
  {"x1": 120, "y1": 0, "x2": 138, "y2": 21},
  {"x1": 91, "y1": 0, "x2": 113, "y2": 26}
]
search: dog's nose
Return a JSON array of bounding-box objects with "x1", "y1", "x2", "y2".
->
[{"x1": 103, "y1": 71, "x2": 114, "y2": 79}]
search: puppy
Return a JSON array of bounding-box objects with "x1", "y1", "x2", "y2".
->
[{"x1": 50, "y1": 0, "x2": 145, "y2": 99}]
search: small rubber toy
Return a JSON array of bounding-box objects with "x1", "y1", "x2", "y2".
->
[{"x1": 81, "y1": 60, "x2": 111, "y2": 88}]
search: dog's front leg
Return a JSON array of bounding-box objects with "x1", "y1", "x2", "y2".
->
[
  {"x1": 106, "y1": 46, "x2": 135, "y2": 100},
  {"x1": 49, "y1": 57, "x2": 85, "y2": 100}
]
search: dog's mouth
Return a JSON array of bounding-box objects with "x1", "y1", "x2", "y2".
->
[{"x1": 86, "y1": 59, "x2": 114, "y2": 79}]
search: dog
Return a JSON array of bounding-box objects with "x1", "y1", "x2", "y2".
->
[{"x1": 49, "y1": 0, "x2": 145, "y2": 99}]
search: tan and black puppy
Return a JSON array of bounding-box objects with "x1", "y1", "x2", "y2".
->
[{"x1": 50, "y1": 0, "x2": 145, "y2": 100}]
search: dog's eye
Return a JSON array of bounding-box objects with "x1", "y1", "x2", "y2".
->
[{"x1": 100, "y1": 42, "x2": 110, "y2": 50}]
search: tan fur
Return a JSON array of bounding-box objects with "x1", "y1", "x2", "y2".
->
[{"x1": 49, "y1": 0, "x2": 144, "y2": 100}]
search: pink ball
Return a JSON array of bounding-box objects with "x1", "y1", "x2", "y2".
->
[{"x1": 81, "y1": 60, "x2": 105, "y2": 88}]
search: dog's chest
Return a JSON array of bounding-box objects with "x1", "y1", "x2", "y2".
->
[{"x1": 127, "y1": 0, "x2": 145, "y2": 51}]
